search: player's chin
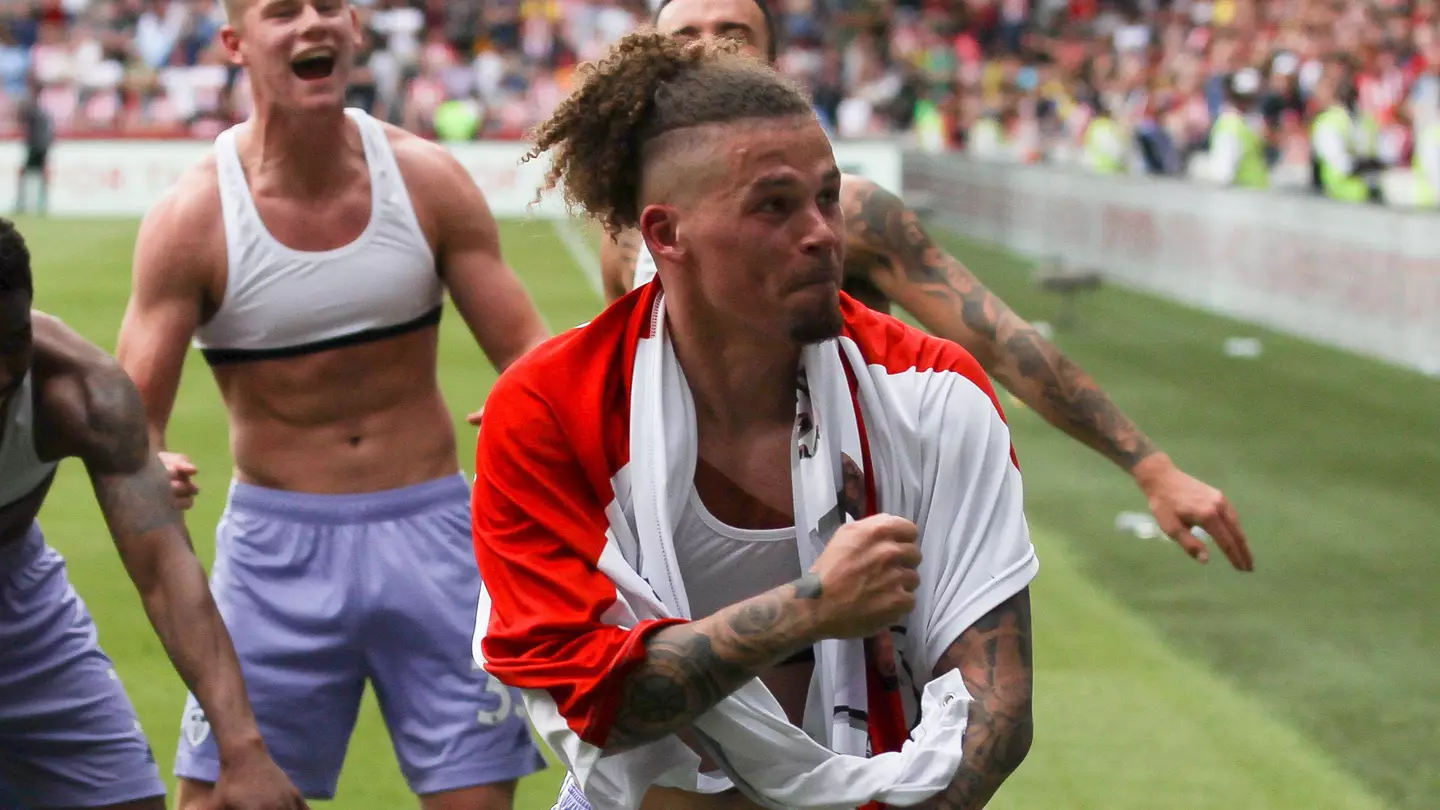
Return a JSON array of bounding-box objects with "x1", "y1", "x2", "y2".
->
[{"x1": 786, "y1": 286, "x2": 844, "y2": 345}]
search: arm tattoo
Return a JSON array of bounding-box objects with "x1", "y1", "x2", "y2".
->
[
  {"x1": 847, "y1": 183, "x2": 1158, "y2": 471},
  {"x1": 605, "y1": 577, "x2": 819, "y2": 752},
  {"x1": 793, "y1": 571, "x2": 823, "y2": 600},
  {"x1": 82, "y1": 370, "x2": 185, "y2": 543},
  {"x1": 918, "y1": 589, "x2": 1034, "y2": 810}
]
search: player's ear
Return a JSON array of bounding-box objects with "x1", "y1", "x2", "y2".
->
[
  {"x1": 349, "y1": 6, "x2": 362, "y2": 46},
  {"x1": 219, "y1": 25, "x2": 245, "y2": 67},
  {"x1": 638, "y1": 205, "x2": 683, "y2": 267}
]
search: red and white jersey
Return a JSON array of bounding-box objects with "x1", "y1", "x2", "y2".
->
[{"x1": 471, "y1": 286, "x2": 1037, "y2": 766}]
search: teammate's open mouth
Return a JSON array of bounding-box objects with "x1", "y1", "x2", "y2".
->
[{"x1": 291, "y1": 53, "x2": 336, "y2": 81}]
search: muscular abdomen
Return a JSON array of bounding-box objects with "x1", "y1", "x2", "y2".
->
[{"x1": 211, "y1": 327, "x2": 459, "y2": 494}]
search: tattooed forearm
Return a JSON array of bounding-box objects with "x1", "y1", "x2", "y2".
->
[
  {"x1": 605, "y1": 576, "x2": 823, "y2": 753},
  {"x1": 846, "y1": 182, "x2": 1158, "y2": 471},
  {"x1": 918, "y1": 589, "x2": 1033, "y2": 810}
]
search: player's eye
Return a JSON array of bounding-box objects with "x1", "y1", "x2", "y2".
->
[{"x1": 757, "y1": 197, "x2": 791, "y2": 214}]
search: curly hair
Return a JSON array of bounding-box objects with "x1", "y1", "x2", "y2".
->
[
  {"x1": 0, "y1": 218, "x2": 32, "y2": 298},
  {"x1": 525, "y1": 30, "x2": 815, "y2": 237}
]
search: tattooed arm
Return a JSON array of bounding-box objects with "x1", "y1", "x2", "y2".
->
[
  {"x1": 918, "y1": 589, "x2": 1034, "y2": 810},
  {"x1": 604, "y1": 573, "x2": 824, "y2": 753},
  {"x1": 70, "y1": 362, "x2": 271, "y2": 766},
  {"x1": 846, "y1": 179, "x2": 1254, "y2": 570},
  {"x1": 845, "y1": 179, "x2": 1156, "y2": 470},
  {"x1": 604, "y1": 511, "x2": 921, "y2": 753},
  {"x1": 601, "y1": 227, "x2": 645, "y2": 303}
]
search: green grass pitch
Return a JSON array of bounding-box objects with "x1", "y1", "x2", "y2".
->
[{"x1": 19, "y1": 213, "x2": 1438, "y2": 809}]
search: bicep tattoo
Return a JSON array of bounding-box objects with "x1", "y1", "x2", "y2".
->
[{"x1": 922, "y1": 589, "x2": 1034, "y2": 809}]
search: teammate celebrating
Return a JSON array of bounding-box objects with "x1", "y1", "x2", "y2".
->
[
  {"x1": 604, "y1": 0, "x2": 1253, "y2": 572},
  {"x1": 0, "y1": 219, "x2": 304, "y2": 810},
  {"x1": 114, "y1": 0, "x2": 549, "y2": 807}
]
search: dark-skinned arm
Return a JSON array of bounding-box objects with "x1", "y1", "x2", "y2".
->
[
  {"x1": 76, "y1": 364, "x2": 269, "y2": 767},
  {"x1": 918, "y1": 589, "x2": 1034, "y2": 810},
  {"x1": 846, "y1": 180, "x2": 1252, "y2": 570}
]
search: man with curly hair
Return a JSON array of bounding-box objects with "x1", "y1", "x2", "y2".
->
[{"x1": 475, "y1": 32, "x2": 1034, "y2": 810}]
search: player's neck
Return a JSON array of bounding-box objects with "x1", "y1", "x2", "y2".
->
[
  {"x1": 246, "y1": 105, "x2": 353, "y2": 196},
  {"x1": 668, "y1": 311, "x2": 800, "y2": 434}
]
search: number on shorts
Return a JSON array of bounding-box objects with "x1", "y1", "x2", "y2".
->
[{"x1": 477, "y1": 675, "x2": 519, "y2": 726}]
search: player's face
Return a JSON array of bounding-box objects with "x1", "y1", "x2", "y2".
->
[
  {"x1": 222, "y1": 0, "x2": 361, "y2": 112},
  {"x1": 0, "y1": 292, "x2": 33, "y2": 412},
  {"x1": 656, "y1": 0, "x2": 771, "y2": 62},
  {"x1": 655, "y1": 117, "x2": 845, "y2": 345}
]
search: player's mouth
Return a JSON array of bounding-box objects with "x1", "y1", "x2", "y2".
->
[{"x1": 291, "y1": 48, "x2": 337, "y2": 81}]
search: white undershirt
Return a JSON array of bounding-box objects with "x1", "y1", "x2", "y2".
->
[{"x1": 672, "y1": 486, "x2": 801, "y2": 621}]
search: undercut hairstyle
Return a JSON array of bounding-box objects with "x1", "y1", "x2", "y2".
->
[
  {"x1": 652, "y1": 0, "x2": 780, "y2": 62},
  {"x1": 525, "y1": 30, "x2": 814, "y2": 237},
  {"x1": 0, "y1": 218, "x2": 32, "y2": 298}
]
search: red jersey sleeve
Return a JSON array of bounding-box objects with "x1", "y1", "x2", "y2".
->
[{"x1": 472, "y1": 366, "x2": 685, "y2": 747}]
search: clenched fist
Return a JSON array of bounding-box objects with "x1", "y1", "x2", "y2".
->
[{"x1": 807, "y1": 514, "x2": 922, "y2": 640}]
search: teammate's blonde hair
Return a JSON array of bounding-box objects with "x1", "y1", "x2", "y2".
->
[{"x1": 525, "y1": 29, "x2": 815, "y2": 237}]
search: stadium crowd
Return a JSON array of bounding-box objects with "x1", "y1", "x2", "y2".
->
[{"x1": 2, "y1": 0, "x2": 1439, "y2": 202}]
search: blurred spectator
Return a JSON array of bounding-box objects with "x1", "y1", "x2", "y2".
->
[{"x1": 1, "y1": 0, "x2": 1439, "y2": 207}]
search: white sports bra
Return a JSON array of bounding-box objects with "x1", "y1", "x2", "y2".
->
[{"x1": 193, "y1": 108, "x2": 444, "y2": 365}]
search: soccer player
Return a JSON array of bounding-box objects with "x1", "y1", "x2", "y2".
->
[
  {"x1": 113, "y1": 0, "x2": 550, "y2": 808},
  {"x1": 476, "y1": 33, "x2": 1033, "y2": 810},
  {"x1": 0, "y1": 218, "x2": 304, "y2": 809},
  {"x1": 603, "y1": 0, "x2": 1253, "y2": 573}
]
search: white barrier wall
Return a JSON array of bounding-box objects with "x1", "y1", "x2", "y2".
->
[
  {"x1": 904, "y1": 153, "x2": 1440, "y2": 377},
  {"x1": 0, "y1": 139, "x2": 904, "y2": 219}
]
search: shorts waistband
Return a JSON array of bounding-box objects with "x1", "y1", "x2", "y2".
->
[
  {"x1": 0, "y1": 522, "x2": 45, "y2": 572},
  {"x1": 225, "y1": 474, "x2": 470, "y2": 525}
]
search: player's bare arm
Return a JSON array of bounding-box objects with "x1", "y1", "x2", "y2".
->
[
  {"x1": 115, "y1": 163, "x2": 223, "y2": 508},
  {"x1": 916, "y1": 589, "x2": 1033, "y2": 810},
  {"x1": 846, "y1": 180, "x2": 1252, "y2": 571},
  {"x1": 605, "y1": 574, "x2": 823, "y2": 753},
  {"x1": 32, "y1": 315, "x2": 303, "y2": 807},
  {"x1": 601, "y1": 228, "x2": 645, "y2": 302},
  {"x1": 606, "y1": 514, "x2": 920, "y2": 754},
  {"x1": 392, "y1": 133, "x2": 549, "y2": 374}
]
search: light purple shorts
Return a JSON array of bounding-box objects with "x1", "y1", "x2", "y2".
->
[
  {"x1": 0, "y1": 523, "x2": 166, "y2": 808},
  {"x1": 172, "y1": 474, "x2": 546, "y2": 799}
]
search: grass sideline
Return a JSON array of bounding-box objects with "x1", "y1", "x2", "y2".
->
[{"x1": 19, "y1": 213, "x2": 1435, "y2": 809}]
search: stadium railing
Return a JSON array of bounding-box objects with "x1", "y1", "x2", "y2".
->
[{"x1": 904, "y1": 151, "x2": 1440, "y2": 377}]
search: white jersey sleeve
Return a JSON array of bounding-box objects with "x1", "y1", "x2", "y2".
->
[{"x1": 905, "y1": 364, "x2": 1038, "y2": 678}]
